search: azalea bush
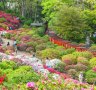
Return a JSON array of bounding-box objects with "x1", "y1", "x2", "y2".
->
[
  {"x1": 0, "y1": 61, "x2": 16, "y2": 69},
  {"x1": 0, "y1": 18, "x2": 6, "y2": 23},
  {"x1": 36, "y1": 48, "x2": 61, "y2": 59},
  {"x1": 35, "y1": 77, "x2": 94, "y2": 90},
  {"x1": 7, "y1": 66, "x2": 40, "y2": 84},
  {"x1": 54, "y1": 62, "x2": 65, "y2": 73},
  {"x1": 85, "y1": 70, "x2": 96, "y2": 84},
  {"x1": 89, "y1": 58, "x2": 96, "y2": 68},
  {"x1": 62, "y1": 54, "x2": 77, "y2": 65},
  {"x1": 72, "y1": 51, "x2": 93, "y2": 60},
  {"x1": 0, "y1": 61, "x2": 40, "y2": 89},
  {"x1": 89, "y1": 45, "x2": 96, "y2": 51},
  {"x1": 64, "y1": 48, "x2": 76, "y2": 55},
  {"x1": 77, "y1": 57, "x2": 89, "y2": 66}
]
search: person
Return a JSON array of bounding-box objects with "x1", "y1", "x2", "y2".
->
[
  {"x1": 13, "y1": 40, "x2": 17, "y2": 54},
  {"x1": 79, "y1": 72, "x2": 83, "y2": 83},
  {"x1": 45, "y1": 57, "x2": 51, "y2": 68},
  {"x1": 9, "y1": 27, "x2": 13, "y2": 30},
  {"x1": 0, "y1": 35, "x2": 3, "y2": 44},
  {"x1": 32, "y1": 53, "x2": 36, "y2": 58},
  {"x1": 7, "y1": 42, "x2": 10, "y2": 46},
  {"x1": 14, "y1": 44, "x2": 18, "y2": 54},
  {"x1": 13, "y1": 40, "x2": 17, "y2": 47}
]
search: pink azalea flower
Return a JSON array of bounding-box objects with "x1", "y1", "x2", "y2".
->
[{"x1": 26, "y1": 82, "x2": 35, "y2": 88}]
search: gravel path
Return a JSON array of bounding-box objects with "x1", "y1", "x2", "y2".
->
[{"x1": 2, "y1": 38, "x2": 32, "y2": 57}]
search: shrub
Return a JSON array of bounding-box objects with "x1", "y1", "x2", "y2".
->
[
  {"x1": 72, "y1": 51, "x2": 93, "y2": 60},
  {"x1": 67, "y1": 69, "x2": 77, "y2": 79},
  {"x1": 92, "y1": 67, "x2": 96, "y2": 72},
  {"x1": 21, "y1": 35, "x2": 31, "y2": 41},
  {"x1": 74, "y1": 63, "x2": 88, "y2": 71},
  {"x1": 90, "y1": 58, "x2": 96, "y2": 68},
  {"x1": 0, "y1": 61, "x2": 16, "y2": 69},
  {"x1": 77, "y1": 57, "x2": 89, "y2": 66},
  {"x1": 64, "y1": 48, "x2": 76, "y2": 55},
  {"x1": 0, "y1": 18, "x2": 6, "y2": 23},
  {"x1": 36, "y1": 48, "x2": 61, "y2": 59},
  {"x1": 23, "y1": 24, "x2": 30, "y2": 28},
  {"x1": 24, "y1": 19, "x2": 32, "y2": 25},
  {"x1": 5, "y1": 33, "x2": 11, "y2": 39},
  {"x1": 0, "y1": 23, "x2": 7, "y2": 29},
  {"x1": 62, "y1": 54, "x2": 77, "y2": 65},
  {"x1": 26, "y1": 47, "x2": 34, "y2": 53},
  {"x1": 54, "y1": 62, "x2": 65, "y2": 73},
  {"x1": 86, "y1": 70, "x2": 96, "y2": 84},
  {"x1": 65, "y1": 65, "x2": 75, "y2": 70},
  {"x1": 89, "y1": 46, "x2": 96, "y2": 51},
  {"x1": 18, "y1": 43, "x2": 27, "y2": 51},
  {"x1": 36, "y1": 27, "x2": 45, "y2": 37},
  {"x1": 7, "y1": 66, "x2": 40, "y2": 84},
  {"x1": 35, "y1": 43, "x2": 46, "y2": 51},
  {"x1": 41, "y1": 35, "x2": 49, "y2": 42}
]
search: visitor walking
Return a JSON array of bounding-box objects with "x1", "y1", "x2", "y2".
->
[
  {"x1": 13, "y1": 40, "x2": 18, "y2": 54},
  {"x1": 7, "y1": 42, "x2": 10, "y2": 46},
  {"x1": 79, "y1": 72, "x2": 84, "y2": 83},
  {"x1": 14, "y1": 44, "x2": 18, "y2": 54},
  {"x1": 45, "y1": 57, "x2": 51, "y2": 68},
  {"x1": 0, "y1": 35, "x2": 3, "y2": 45},
  {"x1": 13, "y1": 39, "x2": 17, "y2": 47}
]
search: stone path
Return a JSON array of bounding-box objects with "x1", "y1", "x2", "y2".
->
[
  {"x1": 1, "y1": 38, "x2": 50, "y2": 74},
  {"x1": 2, "y1": 38, "x2": 31, "y2": 56}
]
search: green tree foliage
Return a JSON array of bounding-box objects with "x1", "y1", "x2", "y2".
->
[
  {"x1": 49, "y1": 5, "x2": 89, "y2": 41},
  {"x1": 83, "y1": 9, "x2": 96, "y2": 33}
]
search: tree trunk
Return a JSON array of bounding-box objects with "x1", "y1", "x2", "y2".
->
[
  {"x1": 21, "y1": 0, "x2": 25, "y2": 17},
  {"x1": 44, "y1": 21, "x2": 48, "y2": 34},
  {"x1": 1, "y1": 0, "x2": 6, "y2": 10}
]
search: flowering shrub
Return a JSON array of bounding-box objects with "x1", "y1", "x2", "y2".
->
[
  {"x1": 67, "y1": 69, "x2": 77, "y2": 79},
  {"x1": 86, "y1": 70, "x2": 96, "y2": 84},
  {"x1": 21, "y1": 35, "x2": 31, "y2": 41},
  {"x1": 18, "y1": 43, "x2": 28, "y2": 51},
  {"x1": 64, "y1": 48, "x2": 76, "y2": 55},
  {"x1": 35, "y1": 43, "x2": 46, "y2": 51},
  {"x1": 0, "y1": 61, "x2": 16, "y2": 69},
  {"x1": 89, "y1": 58, "x2": 96, "y2": 68},
  {"x1": 92, "y1": 67, "x2": 96, "y2": 72},
  {"x1": 72, "y1": 51, "x2": 93, "y2": 60},
  {"x1": 35, "y1": 77, "x2": 93, "y2": 90},
  {"x1": 65, "y1": 65, "x2": 75, "y2": 70},
  {"x1": 54, "y1": 62, "x2": 65, "y2": 73},
  {"x1": 0, "y1": 18, "x2": 6, "y2": 23},
  {"x1": 89, "y1": 46, "x2": 96, "y2": 51},
  {"x1": 77, "y1": 57, "x2": 89, "y2": 66},
  {"x1": 0, "y1": 47, "x2": 4, "y2": 53},
  {"x1": 37, "y1": 48, "x2": 61, "y2": 59},
  {"x1": 74, "y1": 63, "x2": 88, "y2": 71},
  {"x1": 62, "y1": 54, "x2": 77, "y2": 65},
  {"x1": 26, "y1": 82, "x2": 35, "y2": 89},
  {"x1": 7, "y1": 66, "x2": 40, "y2": 84}
]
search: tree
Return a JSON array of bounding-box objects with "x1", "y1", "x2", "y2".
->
[
  {"x1": 83, "y1": 9, "x2": 96, "y2": 33},
  {"x1": 41, "y1": 0, "x2": 63, "y2": 22},
  {"x1": 0, "y1": 0, "x2": 6, "y2": 10},
  {"x1": 49, "y1": 5, "x2": 90, "y2": 42}
]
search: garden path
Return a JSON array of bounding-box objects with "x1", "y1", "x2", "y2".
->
[{"x1": 2, "y1": 38, "x2": 32, "y2": 57}]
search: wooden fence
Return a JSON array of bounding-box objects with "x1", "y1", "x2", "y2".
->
[{"x1": 49, "y1": 36, "x2": 96, "y2": 57}]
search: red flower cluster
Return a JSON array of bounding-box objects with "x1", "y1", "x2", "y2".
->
[
  {"x1": 92, "y1": 67, "x2": 96, "y2": 72},
  {"x1": 0, "y1": 75, "x2": 6, "y2": 84},
  {"x1": 43, "y1": 65, "x2": 70, "y2": 79}
]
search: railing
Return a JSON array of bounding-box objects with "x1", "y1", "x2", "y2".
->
[{"x1": 49, "y1": 37, "x2": 96, "y2": 57}]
